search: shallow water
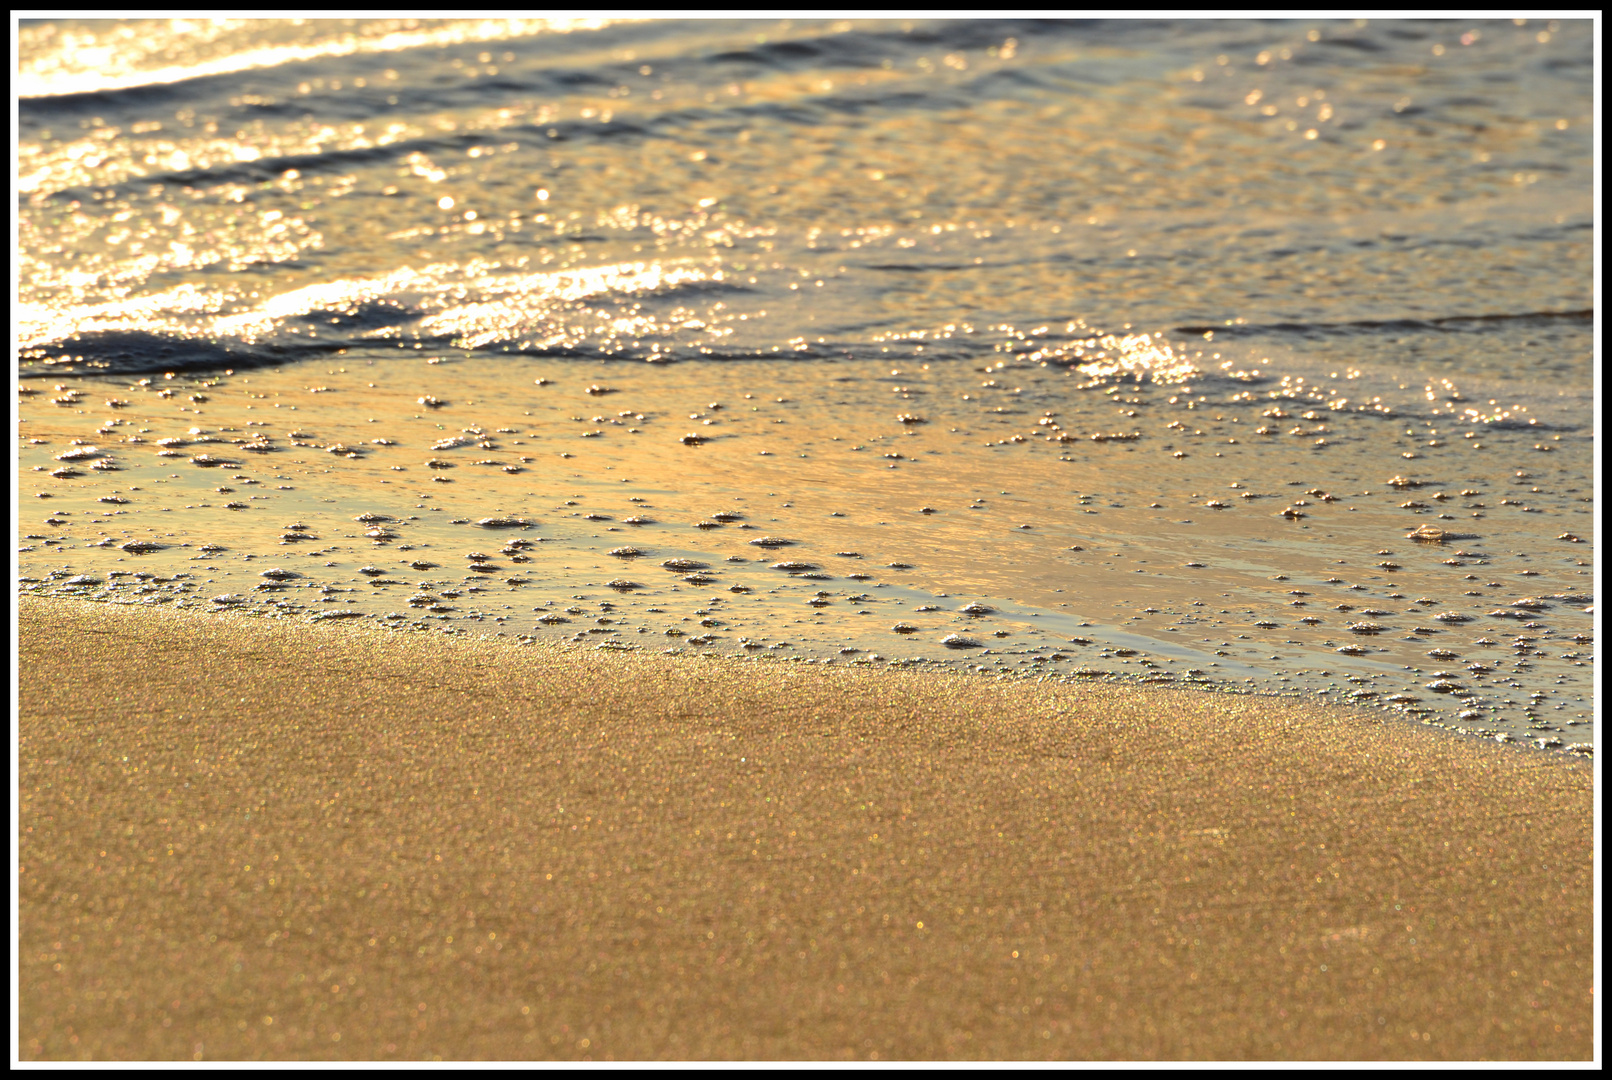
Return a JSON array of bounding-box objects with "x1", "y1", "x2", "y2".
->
[{"x1": 17, "y1": 18, "x2": 1596, "y2": 753}]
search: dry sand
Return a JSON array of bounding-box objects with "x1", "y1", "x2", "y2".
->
[{"x1": 17, "y1": 597, "x2": 1595, "y2": 1061}]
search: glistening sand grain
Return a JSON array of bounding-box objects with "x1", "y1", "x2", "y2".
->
[{"x1": 17, "y1": 597, "x2": 1593, "y2": 1061}]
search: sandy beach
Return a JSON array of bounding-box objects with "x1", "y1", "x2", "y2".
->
[{"x1": 17, "y1": 596, "x2": 1594, "y2": 1061}]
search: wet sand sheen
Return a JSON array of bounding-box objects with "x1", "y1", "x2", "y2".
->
[
  {"x1": 19, "y1": 349, "x2": 1596, "y2": 749},
  {"x1": 18, "y1": 597, "x2": 1592, "y2": 1061}
]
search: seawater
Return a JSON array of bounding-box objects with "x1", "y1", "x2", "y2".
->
[{"x1": 17, "y1": 18, "x2": 1596, "y2": 753}]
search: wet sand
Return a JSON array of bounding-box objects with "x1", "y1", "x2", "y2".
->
[
  {"x1": 19, "y1": 350, "x2": 1597, "y2": 748},
  {"x1": 17, "y1": 596, "x2": 1593, "y2": 1061}
]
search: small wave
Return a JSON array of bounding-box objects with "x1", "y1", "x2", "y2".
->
[
  {"x1": 18, "y1": 18, "x2": 622, "y2": 100},
  {"x1": 19, "y1": 329, "x2": 332, "y2": 377},
  {"x1": 1478, "y1": 416, "x2": 1579, "y2": 432},
  {"x1": 1175, "y1": 309, "x2": 1593, "y2": 340},
  {"x1": 701, "y1": 20, "x2": 1097, "y2": 73},
  {"x1": 864, "y1": 262, "x2": 981, "y2": 273},
  {"x1": 286, "y1": 300, "x2": 422, "y2": 333}
]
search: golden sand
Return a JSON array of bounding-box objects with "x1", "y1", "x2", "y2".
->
[{"x1": 17, "y1": 597, "x2": 1594, "y2": 1061}]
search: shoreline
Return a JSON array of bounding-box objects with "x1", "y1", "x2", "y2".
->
[
  {"x1": 17, "y1": 596, "x2": 1595, "y2": 1061},
  {"x1": 17, "y1": 346, "x2": 1597, "y2": 753}
]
